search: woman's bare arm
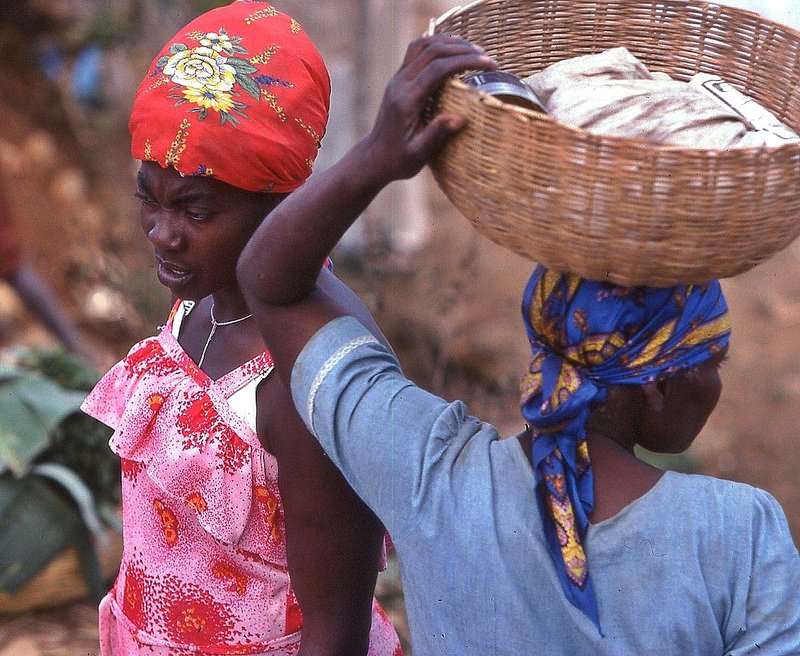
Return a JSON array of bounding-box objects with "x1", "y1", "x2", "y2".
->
[
  {"x1": 256, "y1": 269, "x2": 397, "y2": 656},
  {"x1": 258, "y1": 375, "x2": 384, "y2": 656},
  {"x1": 238, "y1": 35, "x2": 496, "y2": 381}
]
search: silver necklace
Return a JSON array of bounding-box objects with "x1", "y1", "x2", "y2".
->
[{"x1": 198, "y1": 303, "x2": 253, "y2": 368}]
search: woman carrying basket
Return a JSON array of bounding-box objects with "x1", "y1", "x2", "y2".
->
[{"x1": 238, "y1": 34, "x2": 800, "y2": 654}]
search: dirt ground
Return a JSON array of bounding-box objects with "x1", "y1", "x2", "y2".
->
[{"x1": 2, "y1": 0, "x2": 800, "y2": 653}]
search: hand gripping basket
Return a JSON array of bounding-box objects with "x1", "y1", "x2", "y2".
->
[{"x1": 427, "y1": 0, "x2": 800, "y2": 286}]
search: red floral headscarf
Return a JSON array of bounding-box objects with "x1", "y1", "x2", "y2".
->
[{"x1": 129, "y1": 0, "x2": 330, "y2": 193}]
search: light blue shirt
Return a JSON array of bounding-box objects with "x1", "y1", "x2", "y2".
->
[{"x1": 292, "y1": 316, "x2": 800, "y2": 655}]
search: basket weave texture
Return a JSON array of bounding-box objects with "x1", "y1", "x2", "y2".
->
[{"x1": 428, "y1": 0, "x2": 800, "y2": 286}]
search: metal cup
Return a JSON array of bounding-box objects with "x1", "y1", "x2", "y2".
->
[{"x1": 463, "y1": 71, "x2": 547, "y2": 113}]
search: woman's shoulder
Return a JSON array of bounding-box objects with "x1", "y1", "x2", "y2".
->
[
  {"x1": 592, "y1": 471, "x2": 796, "y2": 575},
  {"x1": 592, "y1": 470, "x2": 787, "y2": 536},
  {"x1": 658, "y1": 469, "x2": 775, "y2": 503},
  {"x1": 650, "y1": 470, "x2": 791, "y2": 537}
]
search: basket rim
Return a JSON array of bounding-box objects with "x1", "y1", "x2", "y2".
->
[
  {"x1": 431, "y1": 0, "x2": 800, "y2": 154},
  {"x1": 429, "y1": 0, "x2": 800, "y2": 39}
]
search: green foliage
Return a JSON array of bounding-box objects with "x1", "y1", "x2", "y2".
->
[
  {"x1": 19, "y1": 349, "x2": 103, "y2": 391},
  {"x1": 0, "y1": 369, "x2": 89, "y2": 477},
  {"x1": 0, "y1": 348, "x2": 118, "y2": 597},
  {"x1": 0, "y1": 349, "x2": 117, "y2": 503},
  {"x1": 14, "y1": 349, "x2": 120, "y2": 505},
  {"x1": 0, "y1": 474, "x2": 83, "y2": 594},
  {"x1": 42, "y1": 411, "x2": 120, "y2": 507}
]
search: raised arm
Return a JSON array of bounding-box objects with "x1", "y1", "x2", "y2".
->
[{"x1": 238, "y1": 35, "x2": 496, "y2": 376}]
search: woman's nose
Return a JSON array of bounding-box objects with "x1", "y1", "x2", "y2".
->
[{"x1": 146, "y1": 212, "x2": 184, "y2": 251}]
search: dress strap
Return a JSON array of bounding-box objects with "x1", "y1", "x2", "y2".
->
[
  {"x1": 170, "y1": 299, "x2": 196, "y2": 339},
  {"x1": 212, "y1": 351, "x2": 274, "y2": 398}
]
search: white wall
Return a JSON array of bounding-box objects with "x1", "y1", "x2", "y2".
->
[
  {"x1": 721, "y1": 0, "x2": 800, "y2": 30},
  {"x1": 431, "y1": 0, "x2": 800, "y2": 31}
]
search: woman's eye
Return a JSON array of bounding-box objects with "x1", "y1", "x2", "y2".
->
[
  {"x1": 134, "y1": 191, "x2": 156, "y2": 207},
  {"x1": 187, "y1": 209, "x2": 212, "y2": 222}
]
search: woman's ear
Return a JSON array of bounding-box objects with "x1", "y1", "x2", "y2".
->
[{"x1": 641, "y1": 379, "x2": 667, "y2": 414}]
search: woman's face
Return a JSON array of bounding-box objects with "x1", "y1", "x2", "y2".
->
[
  {"x1": 136, "y1": 162, "x2": 282, "y2": 300},
  {"x1": 637, "y1": 348, "x2": 727, "y2": 454}
]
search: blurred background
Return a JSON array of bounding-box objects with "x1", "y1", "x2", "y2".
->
[{"x1": 0, "y1": 0, "x2": 799, "y2": 654}]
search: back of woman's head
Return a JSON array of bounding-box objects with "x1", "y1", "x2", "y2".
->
[
  {"x1": 518, "y1": 263, "x2": 731, "y2": 633},
  {"x1": 520, "y1": 264, "x2": 730, "y2": 419},
  {"x1": 129, "y1": 1, "x2": 331, "y2": 194}
]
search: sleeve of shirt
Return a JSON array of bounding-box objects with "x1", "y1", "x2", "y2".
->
[
  {"x1": 290, "y1": 315, "x2": 488, "y2": 539},
  {"x1": 726, "y1": 487, "x2": 800, "y2": 655}
]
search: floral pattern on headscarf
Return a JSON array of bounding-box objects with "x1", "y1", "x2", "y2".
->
[
  {"x1": 520, "y1": 264, "x2": 731, "y2": 632},
  {"x1": 129, "y1": 1, "x2": 330, "y2": 193},
  {"x1": 160, "y1": 29, "x2": 256, "y2": 125}
]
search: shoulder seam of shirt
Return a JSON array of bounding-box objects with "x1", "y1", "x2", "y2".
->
[{"x1": 307, "y1": 333, "x2": 379, "y2": 435}]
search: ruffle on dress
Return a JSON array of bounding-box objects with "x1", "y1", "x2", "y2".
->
[{"x1": 83, "y1": 329, "x2": 274, "y2": 546}]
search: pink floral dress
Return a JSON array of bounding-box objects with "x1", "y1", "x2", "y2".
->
[{"x1": 82, "y1": 303, "x2": 402, "y2": 655}]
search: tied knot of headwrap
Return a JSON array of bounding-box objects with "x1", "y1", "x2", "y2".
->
[
  {"x1": 520, "y1": 264, "x2": 731, "y2": 633},
  {"x1": 129, "y1": 0, "x2": 331, "y2": 193}
]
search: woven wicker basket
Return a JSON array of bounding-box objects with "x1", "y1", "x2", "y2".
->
[{"x1": 427, "y1": 0, "x2": 800, "y2": 286}]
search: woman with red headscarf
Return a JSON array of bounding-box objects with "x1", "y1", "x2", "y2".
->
[{"x1": 81, "y1": 2, "x2": 405, "y2": 654}]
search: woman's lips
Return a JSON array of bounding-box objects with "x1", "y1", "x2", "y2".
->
[{"x1": 156, "y1": 260, "x2": 193, "y2": 287}]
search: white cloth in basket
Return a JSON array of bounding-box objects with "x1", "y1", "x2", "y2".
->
[{"x1": 523, "y1": 47, "x2": 791, "y2": 148}]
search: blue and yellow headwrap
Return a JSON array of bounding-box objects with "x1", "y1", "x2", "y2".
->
[{"x1": 520, "y1": 264, "x2": 731, "y2": 633}]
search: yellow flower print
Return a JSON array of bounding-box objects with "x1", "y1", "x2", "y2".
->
[
  {"x1": 164, "y1": 46, "x2": 236, "y2": 92},
  {"x1": 181, "y1": 87, "x2": 235, "y2": 113},
  {"x1": 199, "y1": 31, "x2": 234, "y2": 53},
  {"x1": 158, "y1": 28, "x2": 276, "y2": 126}
]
